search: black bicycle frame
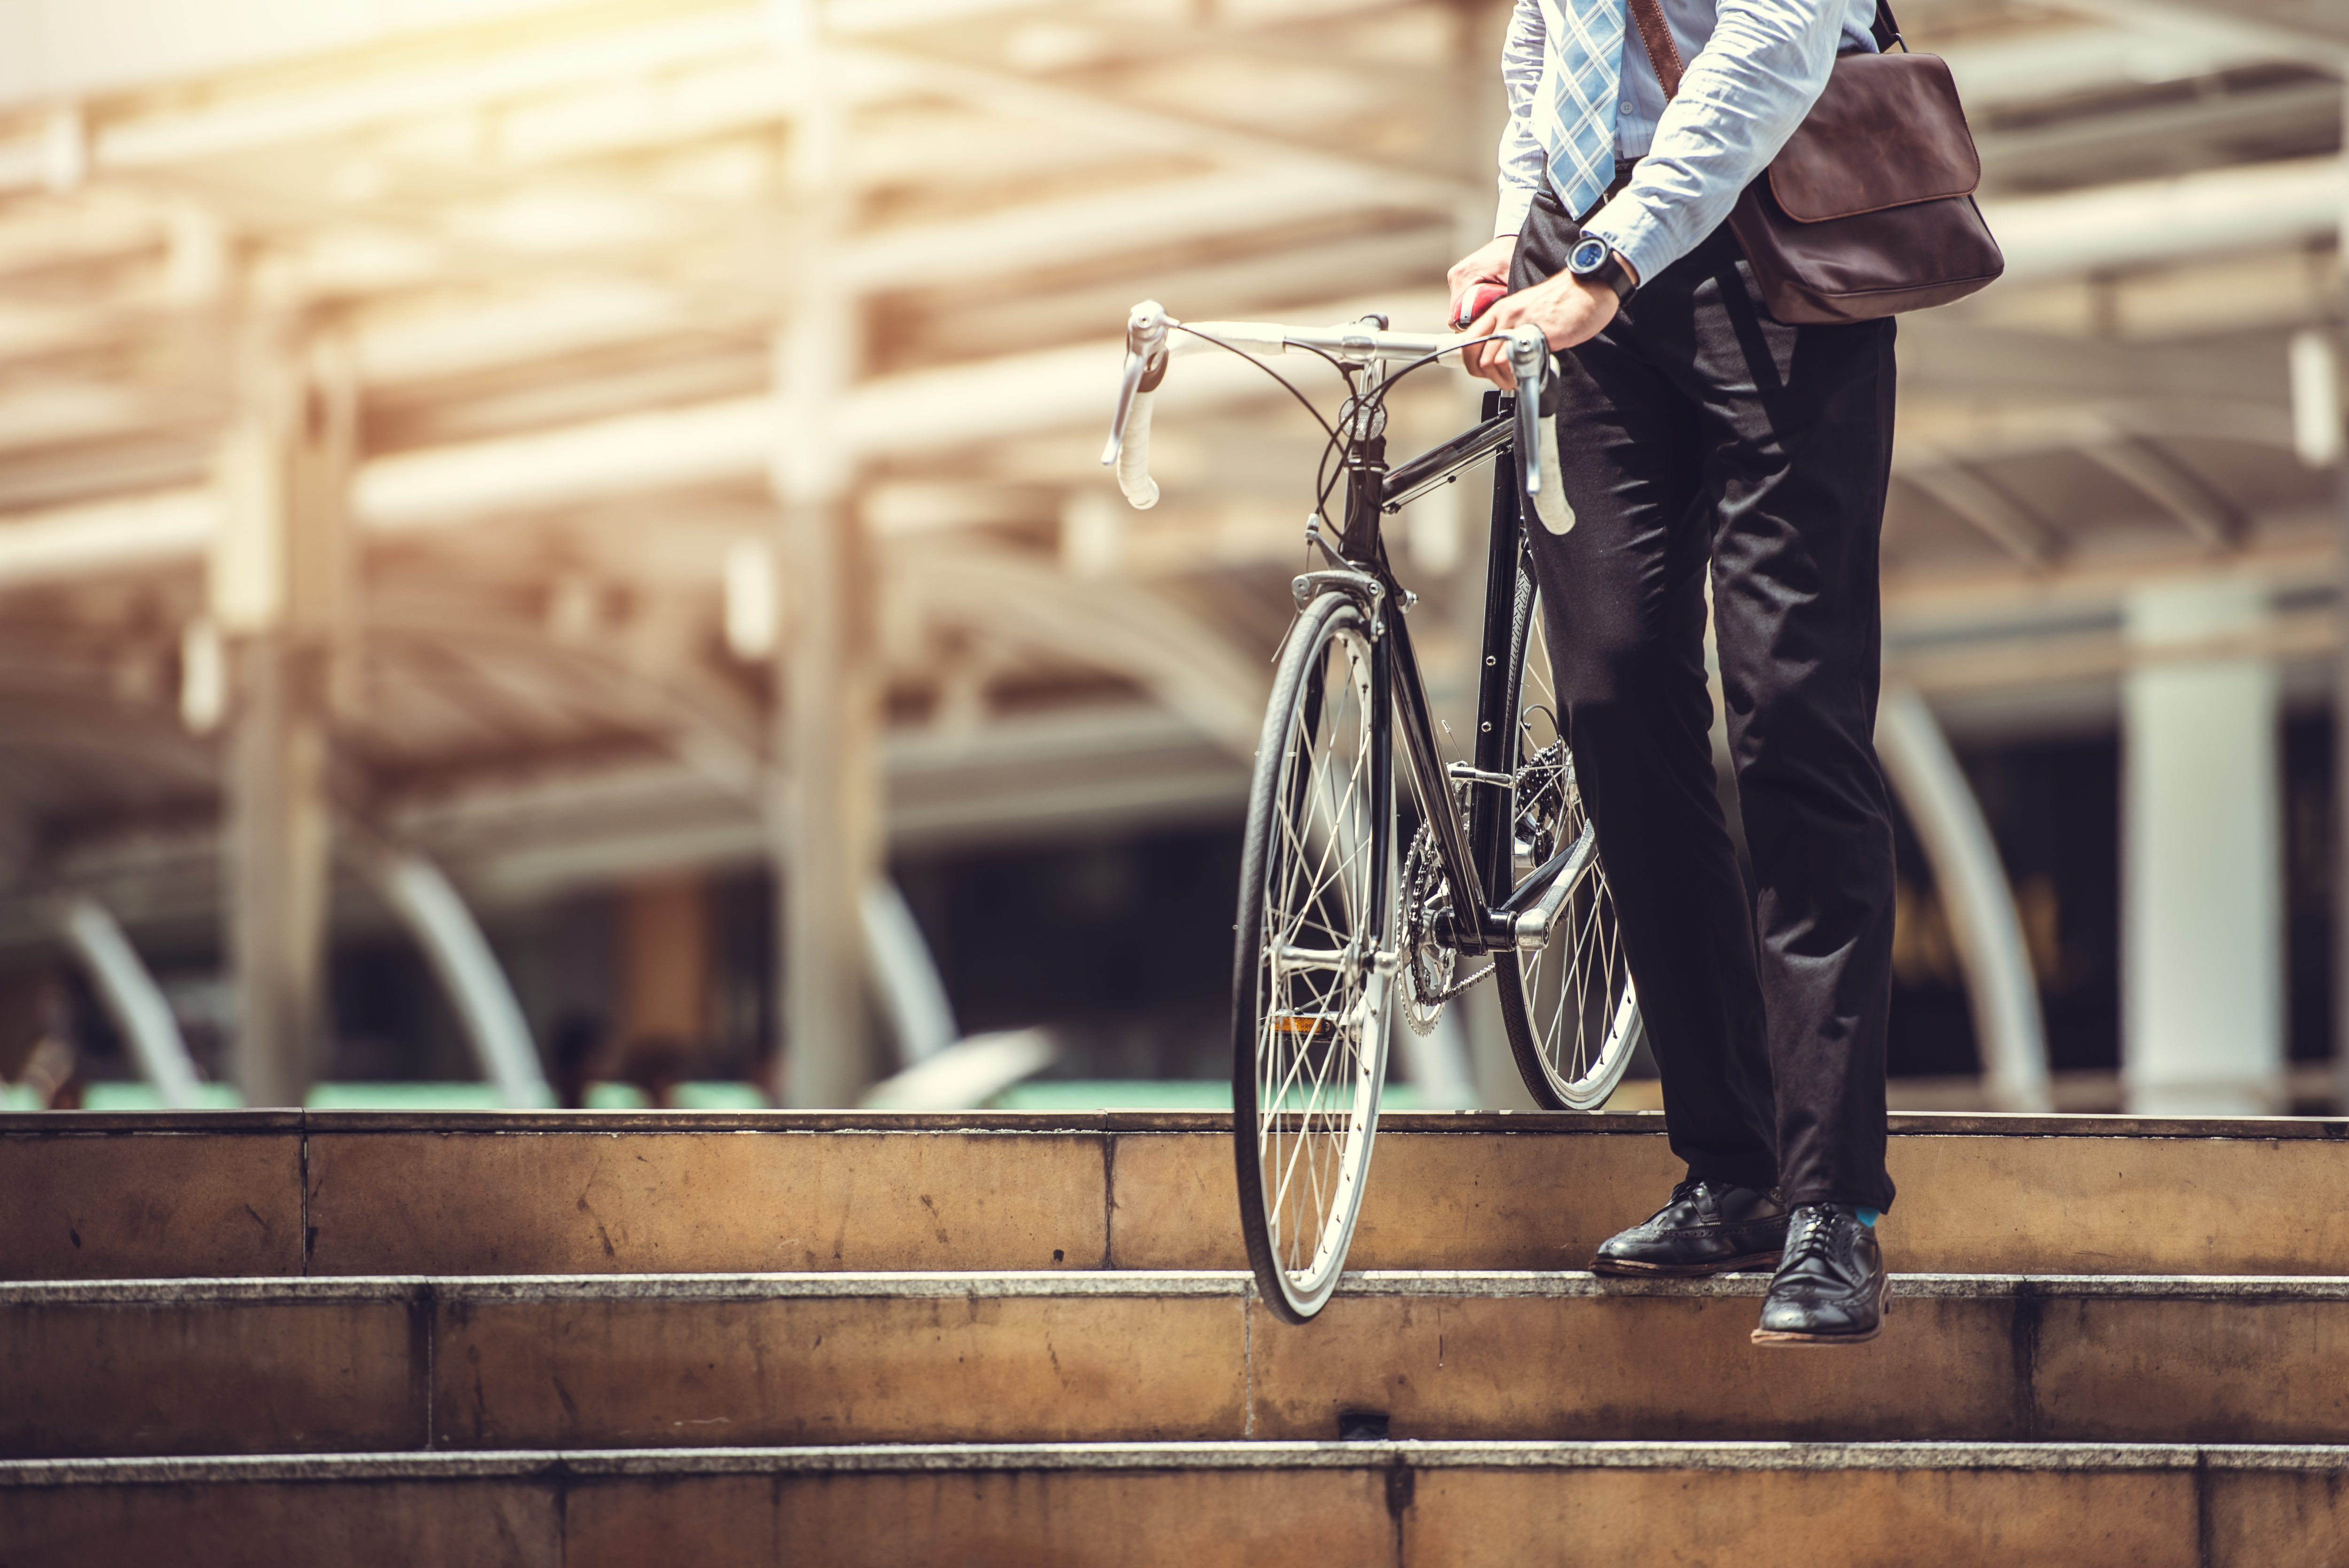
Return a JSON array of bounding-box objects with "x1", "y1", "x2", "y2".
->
[{"x1": 1314, "y1": 391, "x2": 1531, "y2": 958}]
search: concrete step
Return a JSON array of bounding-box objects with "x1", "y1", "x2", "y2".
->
[
  {"x1": 12, "y1": 1270, "x2": 2349, "y2": 1457},
  {"x1": 2, "y1": 1440, "x2": 2343, "y2": 1566},
  {"x1": 7, "y1": 1109, "x2": 2348, "y2": 1281}
]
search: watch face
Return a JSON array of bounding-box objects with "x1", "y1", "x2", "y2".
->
[{"x1": 1569, "y1": 236, "x2": 1609, "y2": 273}]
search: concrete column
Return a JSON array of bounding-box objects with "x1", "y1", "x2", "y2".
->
[
  {"x1": 2123, "y1": 579, "x2": 2284, "y2": 1115},
  {"x1": 213, "y1": 326, "x2": 351, "y2": 1108},
  {"x1": 770, "y1": 6, "x2": 880, "y2": 1108},
  {"x1": 224, "y1": 638, "x2": 331, "y2": 1105},
  {"x1": 619, "y1": 875, "x2": 711, "y2": 1055},
  {"x1": 771, "y1": 454, "x2": 880, "y2": 1107}
]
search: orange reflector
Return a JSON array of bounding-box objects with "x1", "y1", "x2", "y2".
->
[{"x1": 1273, "y1": 1016, "x2": 1327, "y2": 1034}]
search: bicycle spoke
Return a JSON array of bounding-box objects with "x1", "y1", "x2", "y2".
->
[
  {"x1": 1497, "y1": 575, "x2": 1641, "y2": 1111},
  {"x1": 1243, "y1": 609, "x2": 1388, "y2": 1303}
]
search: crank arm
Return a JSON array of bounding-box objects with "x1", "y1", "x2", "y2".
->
[{"x1": 1492, "y1": 822, "x2": 1596, "y2": 947}]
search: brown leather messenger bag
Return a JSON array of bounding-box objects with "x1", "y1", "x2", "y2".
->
[{"x1": 1625, "y1": 0, "x2": 2004, "y2": 323}]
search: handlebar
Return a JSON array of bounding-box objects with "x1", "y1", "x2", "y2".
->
[{"x1": 1100, "y1": 300, "x2": 1560, "y2": 524}]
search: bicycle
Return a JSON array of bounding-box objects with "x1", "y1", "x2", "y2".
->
[{"x1": 1101, "y1": 301, "x2": 1647, "y2": 1323}]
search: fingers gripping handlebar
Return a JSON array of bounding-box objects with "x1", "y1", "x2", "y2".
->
[{"x1": 1099, "y1": 302, "x2": 1565, "y2": 526}]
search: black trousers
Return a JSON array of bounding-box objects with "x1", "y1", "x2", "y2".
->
[{"x1": 1511, "y1": 187, "x2": 1899, "y2": 1211}]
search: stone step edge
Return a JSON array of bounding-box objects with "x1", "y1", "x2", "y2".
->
[
  {"x1": 9, "y1": 1109, "x2": 2349, "y2": 1139},
  {"x1": 7, "y1": 1441, "x2": 2349, "y2": 1488},
  {"x1": 11, "y1": 1270, "x2": 2349, "y2": 1306}
]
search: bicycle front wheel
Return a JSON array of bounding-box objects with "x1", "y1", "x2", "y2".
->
[
  {"x1": 1493, "y1": 567, "x2": 1644, "y2": 1110},
  {"x1": 1232, "y1": 591, "x2": 1395, "y2": 1324}
]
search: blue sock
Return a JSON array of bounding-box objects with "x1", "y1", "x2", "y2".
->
[{"x1": 1855, "y1": 1207, "x2": 1880, "y2": 1227}]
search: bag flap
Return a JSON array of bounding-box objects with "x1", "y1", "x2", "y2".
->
[{"x1": 1768, "y1": 52, "x2": 1981, "y2": 223}]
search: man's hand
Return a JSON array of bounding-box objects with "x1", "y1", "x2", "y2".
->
[
  {"x1": 1462, "y1": 269, "x2": 1628, "y2": 388},
  {"x1": 1447, "y1": 235, "x2": 1519, "y2": 328}
]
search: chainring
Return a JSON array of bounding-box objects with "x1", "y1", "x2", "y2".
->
[
  {"x1": 1399, "y1": 821, "x2": 1454, "y2": 1036},
  {"x1": 1400, "y1": 793, "x2": 1493, "y2": 1033}
]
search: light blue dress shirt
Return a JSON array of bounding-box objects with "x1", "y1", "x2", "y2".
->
[{"x1": 1495, "y1": 0, "x2": 1881, "y2": 287}]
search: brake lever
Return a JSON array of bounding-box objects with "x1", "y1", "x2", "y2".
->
[
  {"x1": 1102, "y1": 300, "x2": 1171, "y2": 466},
  {"x1": 1508, "y1": 326, "x2": 1547, "y2": 500}
]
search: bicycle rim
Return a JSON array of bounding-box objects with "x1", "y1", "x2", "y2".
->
[
  {"x1": 1493, "y1": 569, "x2": 1643, "y2": 1110},
  {"x1": 1231, "y1": 593, "x2": 1393, "y2": 1323}
]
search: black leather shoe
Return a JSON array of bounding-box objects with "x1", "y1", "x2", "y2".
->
[
  {"x1": 1751, "y1": 1203, "x2": 1889, "y2": 1346},
  {"x1": 1589, "y1": 1180, "x2": 1788, "y2": 1277}
]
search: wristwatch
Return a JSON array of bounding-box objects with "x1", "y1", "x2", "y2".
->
[{"x1": 1567, "y1": 234, "x2": 1637, "y2": 302}]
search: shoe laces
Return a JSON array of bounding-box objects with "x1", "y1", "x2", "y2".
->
[{"x1": 1778, "y1": 1206, "x2": 1845, "y2": 1277}]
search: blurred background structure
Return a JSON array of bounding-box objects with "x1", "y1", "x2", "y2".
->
[{"x1": 0, "y1": 0, "x2": 2341, "y2": 1114}]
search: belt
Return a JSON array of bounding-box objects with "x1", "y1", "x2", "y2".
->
[{"x1": 1538, "y1": 158, "x2": 1642, "y2": 225}]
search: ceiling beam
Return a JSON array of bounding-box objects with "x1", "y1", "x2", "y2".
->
[
  {"x1": 1978, "y1": 155, "x2": 2344, "y2": 285},
  {"x1": 842, "y1": 170, "x2": 1421, "y2": 292},
  {"x1": 2080, "y1": 437, "x2": 2245, "y2": 550},
  {"x1": 894, "y1": 543, "x2": 1266, "y2": 756},
  {"x1": 844, "y1": 44, "x2": 1475, "y2": 217},
  {"x1": 1898, "y1": 319, "x2": 2288, "y2": 410},
  {"x1": 0, "y1": 283, "x2": 2307, "y2": 592},
  {"x1": 1937, "y1": 22, "x2": 2308, "y2": 114},
  {"x1": 1882, "y1": 505, "x2": 2335, "y2": 623},
  {"x1": 1975, "y1": 80, "x2": 2343, "y2": 193},
  {"x1": 122, "y1": 154, "x2": 2335, "y2": 418},
  {"x1": 1888, "y1": 605, "x2": 2337, "y2": 696},
  {"x1": 1900, "y1": 462, "x2": 2065, "y2": 567},
  {"x1": 0, "y1": 9, "x2": 779, "y2": 191},
  {"x1": 0, "y1": 489, "x2": 214, "y2": 585},
  {"x1": 2058, "y1": 0, "x2": 2349, "y2": 63}
]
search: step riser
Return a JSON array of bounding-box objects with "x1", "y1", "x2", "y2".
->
[
  {"x1": 0, "y1": 1463, "x2": 2338, "y2": 1567},
  {"x1": 12, "y1": 1288, "x2": 2348, "y2": 1456},
  {"x1": 10, "y1": 1124, "x2": 2349, "y2": 1280}
]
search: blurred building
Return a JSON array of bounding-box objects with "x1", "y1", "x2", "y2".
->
[{"x1": 0, "y1": 0, "x2": 2340, "y2": 1112}]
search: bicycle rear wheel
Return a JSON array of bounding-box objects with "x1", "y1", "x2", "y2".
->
[
  {"x1": 1493, "y1": 567, "x2": 1644, "y2": 1110},
  {"x1": 1232, "y1": 591, "x2": 1395, "y2": 1324}
]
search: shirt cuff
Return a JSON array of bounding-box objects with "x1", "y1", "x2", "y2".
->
[
  {"x1": 1580, "y1": 193, "x2": 1674, "y2": 295},
  {"x1": 1493, "y1": 184, "x2": 1537, "y2": 241}
]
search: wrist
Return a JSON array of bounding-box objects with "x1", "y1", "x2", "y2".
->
[{"x1": 1566, "y1": 274, "x2": 1618, "y2": 310}]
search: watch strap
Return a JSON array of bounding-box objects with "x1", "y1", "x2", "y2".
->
[{"x1": 1573, "y1": 240, "x2": 1637, "y2": 303}]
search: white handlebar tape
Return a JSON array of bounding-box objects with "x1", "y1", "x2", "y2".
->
[{"x1": 1117, "y1": 391, "x2": 1160, "y2": 510}]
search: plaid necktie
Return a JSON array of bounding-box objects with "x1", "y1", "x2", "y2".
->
[{"x1": 1533, "y1": 0, "x2": 1624, "y2": 219}]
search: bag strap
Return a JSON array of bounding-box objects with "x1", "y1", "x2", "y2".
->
[
  {"x1": 1626, "y1": 0, "x2": 1906, "y2": 101},
  {"x1": 1624, "y1": 0, "x2": 1686, "y2": 98},
  {"x1": 1870, "y1": 0, "x2": 1905, "y2": 52}
]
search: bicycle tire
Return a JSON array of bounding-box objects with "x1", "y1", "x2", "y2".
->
[
  {"x1": 1492, "y1": 566, "x2": 1644, "y2": 1110},
  {"x1": 1231, "y1": 591, "x2": 1395, "y2": 1324}
]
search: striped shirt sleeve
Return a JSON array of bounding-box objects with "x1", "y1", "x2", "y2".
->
[
  {"x1": 1493, "y1": 0, "x2": 1550, "y2": 239},
  {"x1": 1582, "y1": 0, "x2": 1848, "y2": 284}
]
